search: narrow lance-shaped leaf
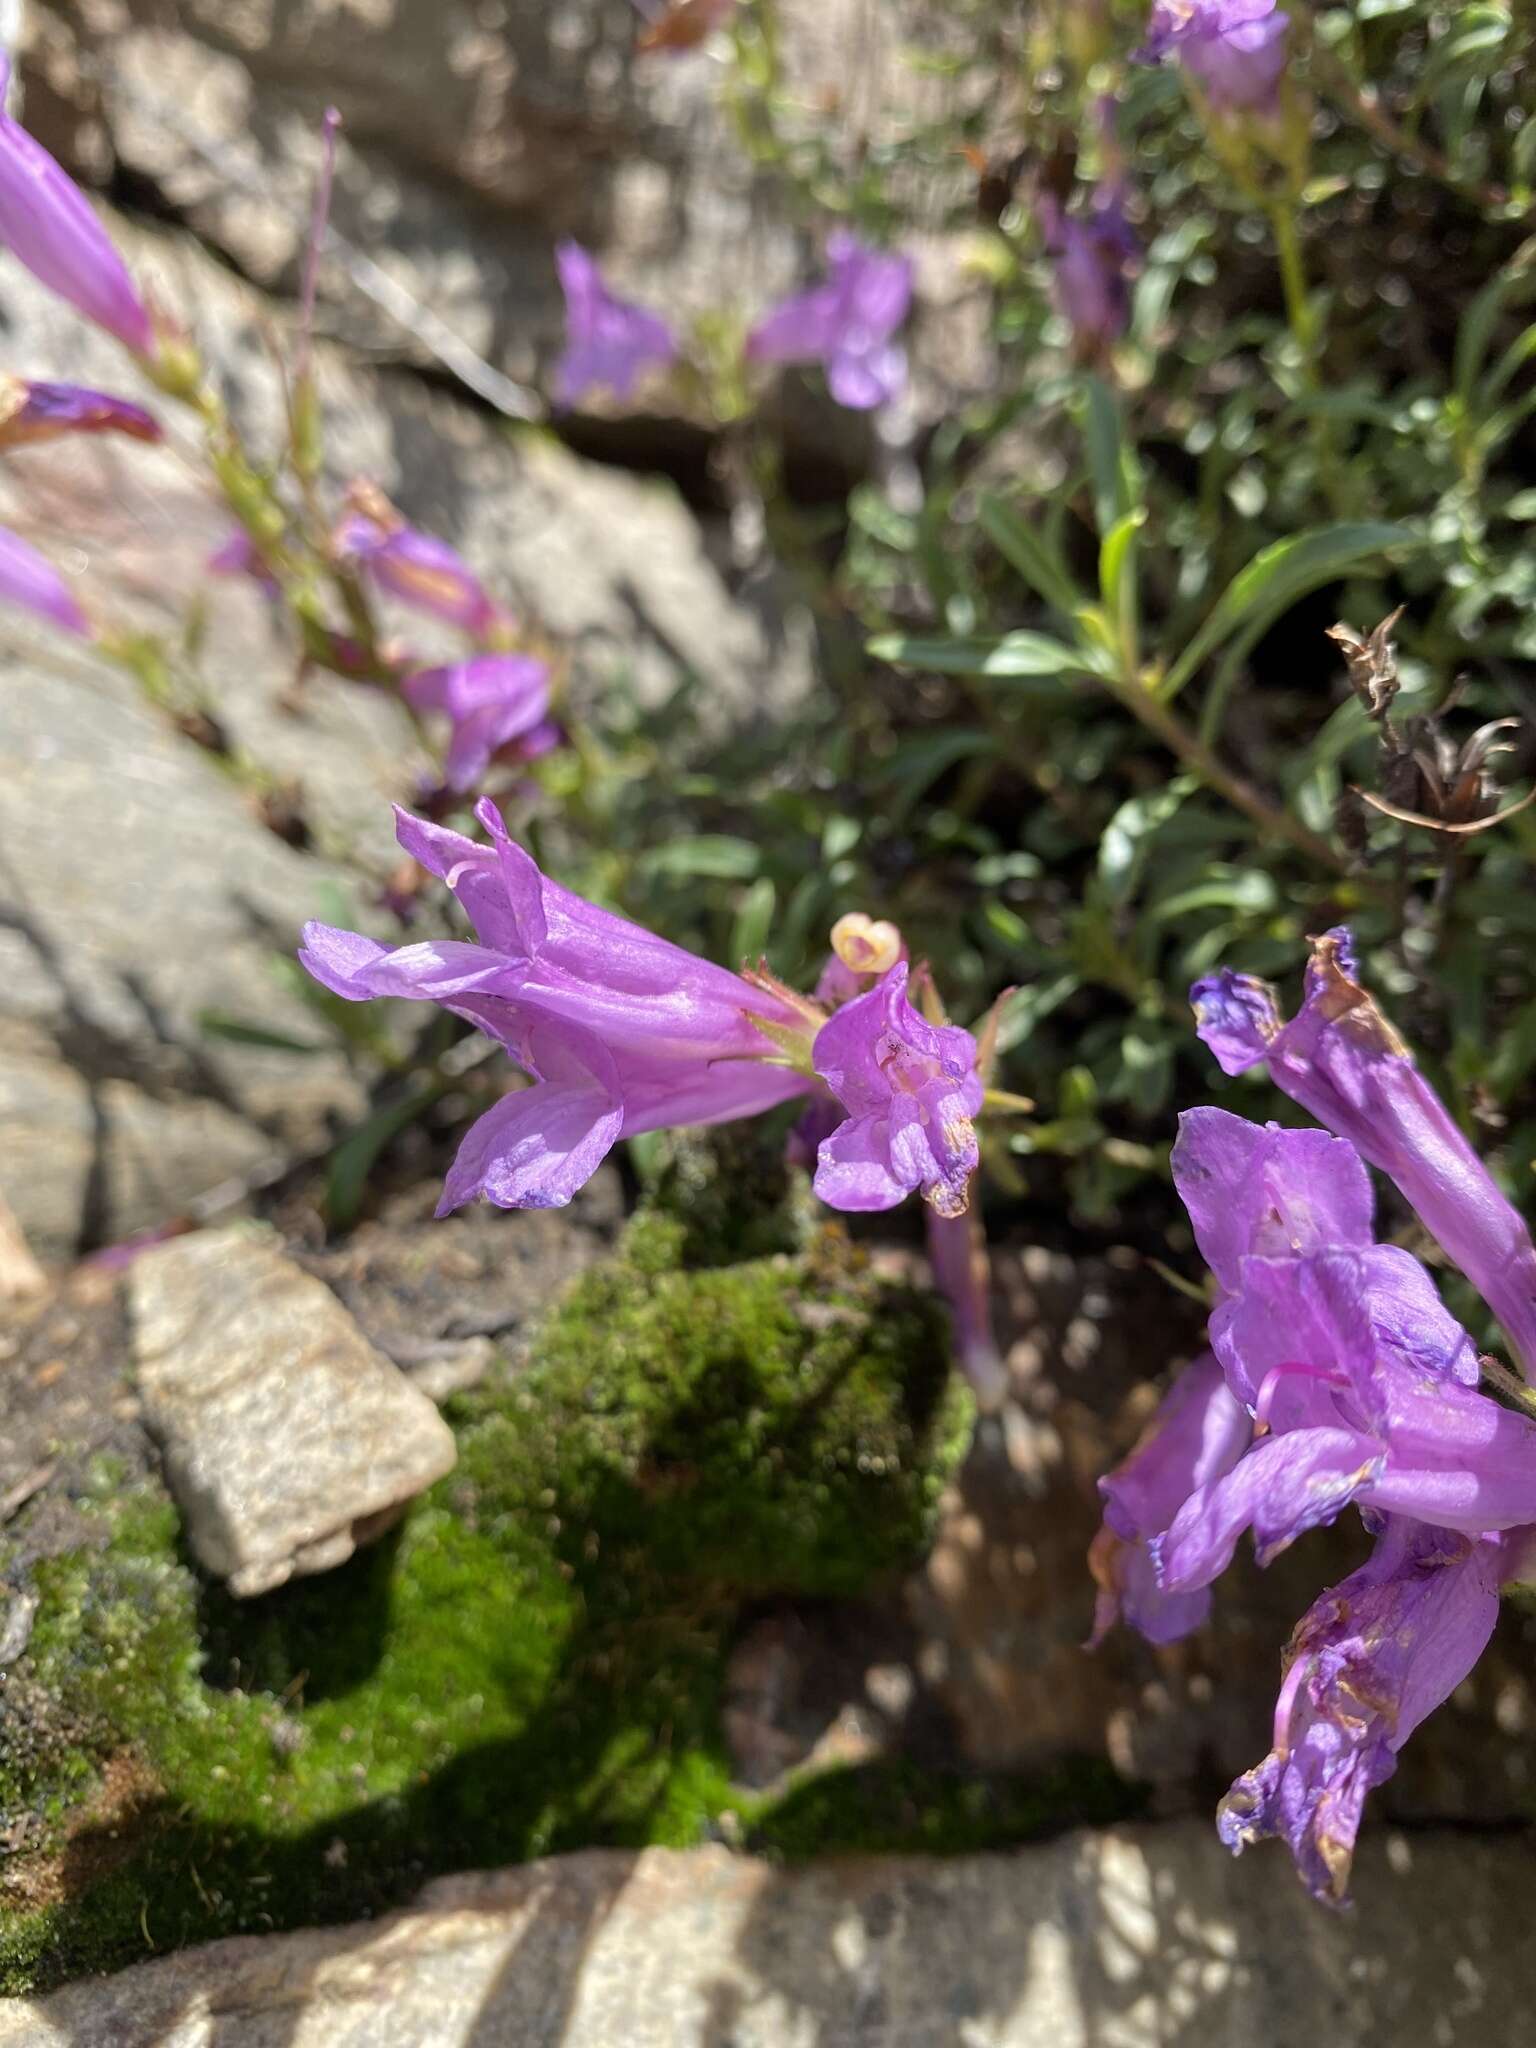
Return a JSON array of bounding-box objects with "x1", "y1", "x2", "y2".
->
[
  {"x1": 868, "y1": 629, "x2": 1105, "y2": 681},
  {"x1": 1081, "y1": 375, "x2": 1143, "y2": 538},
  {"x1": 978, "y1": 494, "x2": 1085, "y2": 617},
  {"x1": 1160, "y1": 522, "x2": 1418, "y2": 703}
]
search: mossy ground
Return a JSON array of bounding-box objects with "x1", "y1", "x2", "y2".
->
[{"x1": 0, "y1": 1155, "x2": 1141, "y2": 1993}]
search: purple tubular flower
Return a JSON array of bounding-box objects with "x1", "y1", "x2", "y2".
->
[
  {"x1": 810, "y1": 962, "x2": 982, "y2": 1217},
  {"x1": 1136, "y1": 0, "x2": 1290, "y2": 112},
  {"x1": 1218, "y1": 1515, "x2": 1506, "y2": 1903},
  {"x1": 1152, "y1": 1246, "x2": 1536, "y2": 1591},
  {"x1": 1089, "y1": 1352, "x2": 1252, "y2": 1646},
  {"x1": 0, "y1": 377, "x2": 161, "y2": 449},
  {"x1": 1039, "y1": 185, "x2": 1137, "y2": 361},
  {"x1": 0, "y1": 58, "x2": 154, "y2": 354},
  {"x1": 1193, "y1": 930, "x2": 1536, "y2": 1375},
  {"x1": 0, "y1": 524, "x2": 88, "y2": 636},
  {"x1": 746, "y1": 232, "x2": 913, "y2": 412},
  {"x1": 336, "y1": 497, "x2": 506, "y2": 639},
  {"x1": 553, "y1": 242, "x2": 677, "y2": 408},
  {"x1": 1172, "y1": 1106, "x2": 1480, "y2": 1403},
  {"x1": 402, "y1": 654, "x2": 554, "y2": 793},
  {"x1": 298, "y1": 801, "x2": 811, "y2": 1212},
  {"x1": 1172, "y1": 1106, "x2": 1374, "y2": 1301}
]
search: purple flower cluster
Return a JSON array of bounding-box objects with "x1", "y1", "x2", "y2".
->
[
  {"x1": 1093, "y1": 930, "x2": 1536, "y2": 1902},
  {"x1": 300, "y1": 805, "x2": 988, "y2": 1226},
  {"x1": 747, "y1": 233, "x2": 913, "y2": 411},
  {"x1": 1136, "y1": 0, "x2": 1291, "y2": 112},
  {"x1": 551, "y1": 232, "x2": 913, "y2": 416}
]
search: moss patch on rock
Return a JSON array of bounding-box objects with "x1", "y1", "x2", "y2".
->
[{"x1": 0, "y1": 1216, "x2": 1134, "y2": 1993}]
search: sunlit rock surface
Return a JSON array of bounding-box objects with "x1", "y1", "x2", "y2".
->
[{"x1": 2, "y1": 1830, "x2": 1532, "y2": 2046}]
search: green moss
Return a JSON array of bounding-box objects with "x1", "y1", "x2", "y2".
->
[
  {"x1": 749, "y1": 1756, "x2": 1148, "y2": 1860},
  {"x1": 0, "y1": 1230, "x2": 1137, "y2": 1995},
  {"x1": 632, "y1": 1117, "x2": 817, "y2": 1269},
  {"x1": 513, "y1": 1230, "x2": 968, "y2": 1598}
]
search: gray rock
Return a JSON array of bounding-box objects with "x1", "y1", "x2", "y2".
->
[
  {"x1": 0, "y1": 650, "x2": 375, "y2": 1262},
  {"x1": 0, "y1": 209, "x2": 812, "y2": 1256},
  {"x1": 4, "y1": 1827, "x2": 1536, "y2": 2045},
  {"x1": 128, "y1": 1225, "x2": 456, "y2": 1596},
  {"x1": 299, "y1": 1168, "x2": 623, "y2": 1381},
  {"x1": 26, "y1": 0, "x2": 995, "y2": 436}
]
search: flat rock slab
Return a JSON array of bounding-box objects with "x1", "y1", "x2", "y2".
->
[
  {"x1": 5, "y1": 1827, "x2": 1535, "y2": 2046},
  {"x1": 129, "y1": 1227, "x2": 456, "y2": 1596}
]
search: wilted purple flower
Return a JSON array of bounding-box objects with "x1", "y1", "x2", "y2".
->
[
  {"x1": 1038, "y1": 185, "x2": 1137, "y2": 361},
  {"x1": 335, "y1": 486, "x2": 507, "y2": 640},
  {"x1": 1090, "y1": 1351, "x2": 1252, "y2": 1646},
  {"x1": 402, "y1": 654, "x2": 556, "y2": 794},
  {"x1": 552, "y1": 242, "x2": 677, "y2": 408},
  {"x1": 810, "y1": 962, "x2": 982, "y2": 1216},
  {"x1": 0, "y1": 57, "x2": 154, "y2": 354},
  {"x1": 0, "y1": 377, "x2": 160, "y2": 450},
  {"x1": 0, "y1": 524, "x2": 88, "y2": 636},
  {"x1": 1219, "y1": 1515, "x2": 1508, "y2": 1903},
  {"x1": 299, "y1": 801, "x2": 813, "y2": 1211},
  {"x1": 1193, "y1": 930, "x2": 1536, "y2": 1375},
  {"x1": 747, "y1": 233, "x2": 913, "y2": 412},
  {"x1": 1136, "y1": 0, "x2": 1290, "y2": 112}
]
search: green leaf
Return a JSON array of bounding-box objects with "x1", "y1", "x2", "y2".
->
[
  {"x1": 1080, "y1": 376, "x2": 1142, "y2": 538},
  {"x1": 1147, "y1": 868, "x2": 1278, "y2": 922},
  {"x1": 729, "y1": 876, "x2": 777, "y2": 967},
  {"x1": 1098, "y1": 508, "x2": 1145, "y2": 611},
  {"x1": 977, "y1": 495, "x2": 1083, "y2": 616},
  {"x1": 882, "y1": 728, "x2": 994, "y2": 819},
  {"x1": 1097, "y1": 777, "x2": 1196, "y2": 906},
  {"x1": 1454, "y1": 257, "x2": 1535, "y2": 409},
  {"x1": 197, "y1": 1010, "x2": 326, "y2": 1056},
  {"x1": 637, "y1": 835, "x2": 761, "y2": 883},
  {"x1": 867, "y1": 630, "x2": 1095, "y2": 680},
  {"x1": 1099, "y1": 505, "x2": 1146, "y2": 665},
  {"x1": 326, "y1": 1077, "x2": 452, "y2": 1228},
  {"x1": 1160, "y1": 522, "x2": 1416, "y2": 701},
  {"x1": 992, "y1": 972, "x2": 1080, "y2": 1054},
  {"x1": 822, "y1": 816, "x2": 862, "y2": 862}
]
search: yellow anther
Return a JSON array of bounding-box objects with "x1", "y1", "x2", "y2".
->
[{"x1": 830, "y1": 912, "x2": 903, "y2": 977}]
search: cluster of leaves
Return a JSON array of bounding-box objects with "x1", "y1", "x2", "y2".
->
[{"x1": 574, "y1": 0, "x2": 1536, "y2": 1229}]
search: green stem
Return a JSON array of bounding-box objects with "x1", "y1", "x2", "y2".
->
[
  {"x1": 1268, "y1": 202, "x2": 1352, "y2": 515},
  {"x1": 1269, "y1": 203, "x2": 1318, "y2": 374},
  {"x1": 1107, "y1": 673, "x2": 1346, "y2": 873}
]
